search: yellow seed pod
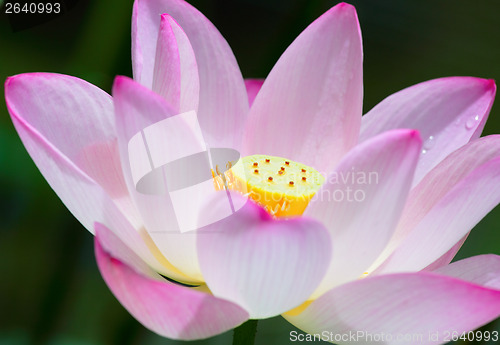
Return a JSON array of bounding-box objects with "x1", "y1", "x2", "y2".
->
[{"x1": 226, "y1": 154, "x2": 324, "y2": 217}]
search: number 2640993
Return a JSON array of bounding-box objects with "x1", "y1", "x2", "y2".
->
[{"x1": 5, "y1": 2, "x2": 61, "y2": 14}]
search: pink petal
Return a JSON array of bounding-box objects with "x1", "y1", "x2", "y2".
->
[
  {"x1": 422, "y1": 234, "x2": 468, "y2": 271},
  {"x1": 95, "y1": 224, "x2": 249, "y2": 340},
  {"x1": 244, "y1": 79, "x2": 264, "y2": 107},
  {"x1": 113, "y1": 76, "x2": 210, "y2": 281},
  {"x1": 5, "y1": 73, "x2": 139, "y2": 228},
  {"x1": 152, "y1": 14, "x2": 199, "y2": 113},
  {"x1": 242, "y1": 3, "x2": 363, "y2": 174},
  {"x1": 433, "y1": 254, "x2": 500, "y2": 290},
  {"x1": 360, "y1": 77, "x2": 496, "y2": 186},
  {"x1": 197, "y1": 193, "x2": 331, "y2": 318},
  {"x1": 284, "y1": 272, "x2": 500, "y2": 345},
  {"x1": 7, "y1": 80, "x2": 182, "y2": 279},
  {"x1": 373, "y1": 136, "x2": 500, "y2": 274},
  {"x1": 305, "y1": 129, "x2": 421, "y2": 296},
  {"x1": 133, "y1": 0, "x2": 248, "y2": 149}
]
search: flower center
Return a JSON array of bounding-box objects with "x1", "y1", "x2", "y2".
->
[{"x1": 224, "y1": 154, "x2": 324, "y2": 217}]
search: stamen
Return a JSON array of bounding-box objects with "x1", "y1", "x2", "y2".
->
[
  {"x1": 278, "y1": 170, "x2": 284, "y2": 175},
  {"x1": 289, "y1": 181, "x2": 294, "y2": 186},
  {"x1": 302, "y1": 177, "x2": 307, "y2": 181},
  {"x1": 265, "y1": 159, "x2": 270, "y2": 163},
  {"x1": 280, "y1": 167, "x2": 285, "y2": 171},
  {"x1": 254, "y1": 169, "x2": 259, "y2": 174},
  {"x1": 268, "y1": 176, "x2": 273, "y2": 182},
  {"x1": 301, "y1": 168, "x2": 306, "y2": 173},
  {"x1": 285, "y1": 161, "x2": 290, "y2": 166},
  {"x1": 253, "y1": 162, "x2": 258, "y2": 167}
]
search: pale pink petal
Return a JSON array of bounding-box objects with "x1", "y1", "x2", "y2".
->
[
  {"x1": 375, "y1": 159, "x2": 500, "y2": 274},
  {"x1": 305, "y1": 129, "x2": 421, "y2": 296},
  {"x1": 95, "y1": 224, "x2": 249, "y2": 340},
  {"x1": 422, "y1": 234, "x2": 468, "y2": 271},
  {"x1": 244, "y1": 79, "x2": 264, "y2": 107},
  {"x1": 360, "y1": 77, "x2": 496, "y2": 186},
  {"x1": 113, "y1": 76, "x2": 211, "y2": 281},
  {"x1": 242, "y1": 3, "x2": 363, "y2": 173},
  {"x1": 372, "y1": 136, "x2": 500, "y2": 274},
  {"x1": 197, "y1": 193, "x2": 331, "y2": 318},
  {"x1": 133, "y1": 0, "x2": 248, "y2": 149},
  {"x1": 152, "y1": 14, "x2": 199, "y2": 113},
  {"x1": 8, "y1": 91, "x2": 182, "y2": 279},
  {"x1": 5, "y1": 73, "x2": 140, "y2": 228},
  {"x1": 284, "y1": 272, "x2": 500, "y2": 345},
  {"x1": 433, "y1": 255, "x2": 500, "y2": 289}
]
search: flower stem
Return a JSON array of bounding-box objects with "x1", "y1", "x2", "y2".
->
[{"x1": 232, "y1": 320, "x2": 258, "y2": 345}]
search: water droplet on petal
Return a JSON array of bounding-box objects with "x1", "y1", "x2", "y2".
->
[
  {"x1": 465, "y1": 115, "x2": 480, "y2": 130},
  {"x1": 423, "y1": 135, "x2": 435, "y2": 151},
  {"x1": 422, "y1": 149, "x2": 427, "y2": 155}
]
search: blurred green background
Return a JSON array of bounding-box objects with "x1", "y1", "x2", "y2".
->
[{"x1": 1, "y1": 0, "x2": 500, "y2": 344}]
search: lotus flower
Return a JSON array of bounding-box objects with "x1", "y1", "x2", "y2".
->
[{"x1": 5, "y1": 0, "x2": 500, "y2": 343}]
